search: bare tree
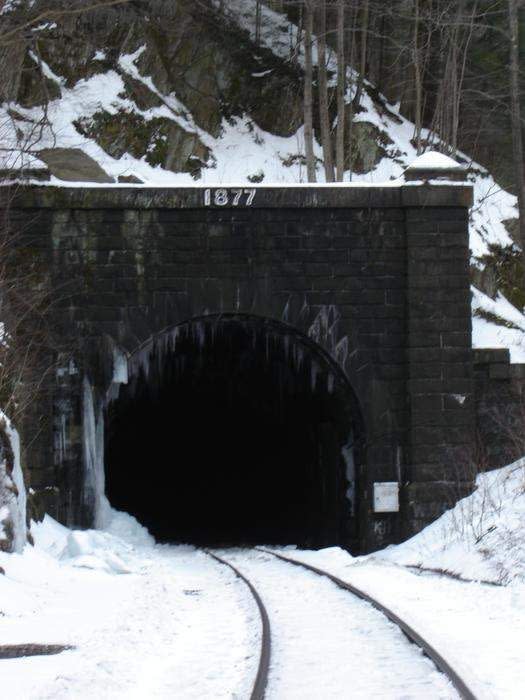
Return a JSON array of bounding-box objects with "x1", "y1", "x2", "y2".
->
[
  {"x1": 255, "y1": 0, "x2": 262, "y2": 45},
  {"x1": 316, "y1": 0, "x2": 335, "y2": 182},
  {"x1": 0, "y1": 0, "x2": 136, "y2": 45},
  {"x1": 304, "y1": 0, "x2": 317, "y2": 182},
  {"x1": 412, "y1": 0, "x2": 424, "y2": 154},
  {"x1": 353, "y1": 0, "x2": 369, "y2": 111},
  {"x1": 507, "y1": 0, "x2": 525, "y2": 261},
  {"x1": 335, "y1": 0, "x2": 345, "y2": 181}
]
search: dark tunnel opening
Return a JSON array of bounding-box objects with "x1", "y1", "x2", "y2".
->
[{"x1": 105, "y1": 315, "x2": 362, "y2": 548}]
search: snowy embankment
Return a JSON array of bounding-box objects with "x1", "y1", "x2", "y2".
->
[
  {"x1": 378, "y1": 455, "x2": 525, "y2": 585},
  {"x1": 274, "y1": 457, "x2": 525, "y2": 699},
  {"x1": 0, "y1": 513, "x2": 260, "y2": 699}
]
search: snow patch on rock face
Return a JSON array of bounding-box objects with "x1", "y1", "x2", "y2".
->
[
  {"x1": 472, "y1": 286, "x2": 525, "y2": 362},
  {"x1": 1, "y1": 0, "x2": 523, "y2": 359},
  {"x1": 0, "y1": 411, "x2": 27, "y2": 553}
]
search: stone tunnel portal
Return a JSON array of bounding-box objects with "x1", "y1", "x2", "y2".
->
[{"x1": 105, "y1": 315, "x2": 363, "y2": 548}]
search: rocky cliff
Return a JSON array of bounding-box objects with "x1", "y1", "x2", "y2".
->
[{"x1": 0, "y1": 0, "x2": 524, "y2": 357}]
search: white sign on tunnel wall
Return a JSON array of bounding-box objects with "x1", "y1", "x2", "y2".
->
[{"x1": 373, "y1": 482, "x2": 400, "y2": 513}]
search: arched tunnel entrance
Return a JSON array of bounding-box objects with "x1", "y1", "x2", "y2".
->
[{"x1": 105, "y1": 315, "x2": 363, "y2": 548}]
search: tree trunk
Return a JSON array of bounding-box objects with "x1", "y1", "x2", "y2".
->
[
  {"x1": 304, "y1": 1, "x2": 316, "y2": 182},
  {"x1": 255, "y1": 1, "x2": 261, "y2": 45},
  {"x1": 336, "y1": 0, "x2": 345, "y2": 181},
  {"x1": 346, "y1": 2, "x2": 359, "y2": 181},
  {"x1": 413, "y1": 0, "x2": 423, "y2": 154},
  {"x1": 317, "y1": 0, "x2": 335, "y2": 182},
  {"x1": 353, "y1": 0, "x2": 369, "y2": 110},
  {"x1": 508, "y1": 0, "x2": 525, "y2": 260}
]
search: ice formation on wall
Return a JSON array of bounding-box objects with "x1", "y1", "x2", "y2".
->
[
  {"x1": 82, "y1": 378, "x2": 110, "y2": 529},
  {"x1": 0, "y1": 411, "x2": 27, "y2": 552}
]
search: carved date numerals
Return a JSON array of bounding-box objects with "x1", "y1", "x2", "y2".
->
[{"x1": 203, "y1": 188, "x2": 256, "y2": 207}]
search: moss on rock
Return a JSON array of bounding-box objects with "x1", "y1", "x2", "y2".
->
[
  {"x1": 348, "y1": 121, "x2": 393, "y2": 174},
  {"x1": 473, "y1": 244, "x2": 525, "y2": 312},
  {"x1": 74, "y1": 109, "x2": 210, "y2": 176}
]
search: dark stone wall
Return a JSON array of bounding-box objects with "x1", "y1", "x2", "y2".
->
[
  {"x1": 2, "y1": 183, "x2": 475, "y2": 552},
  {"x1": 474, "y1": 348, "x2": 525, "y2": 470},
  {"x1": 405, "y1": 205, "x2": 475, "y2": 534}
]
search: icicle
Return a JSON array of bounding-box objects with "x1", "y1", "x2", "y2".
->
[
  {"x1": 283, "y1": 333, "x2": 290, "y2": 362},
  {"x1": 310, "y1": 361, "x2": 318, "y2": 392},
  {"x1": 335, "y1": 336, "x2": 349, "y2": 370},
  {"x1": 282, "y1": 298, "x2": 290, "y2": 324},
  {"x1": 82, "y1": 378, "x2": 106, "y2": 528},
  {"x1": 195, "y1": 320, "x2": 206, "y2": 350},
  {"x1": 112, "y1": 346, "x2": 129, "y2": 386},
  {"x1": 297, "y1": 345, "x2": 304, "y2": 371},
  {"x1": 342, "y1": 433, "x2": 356, "y2": 516}
]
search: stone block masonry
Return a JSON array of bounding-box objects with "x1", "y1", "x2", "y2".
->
[
  {"x1": 474, "y1": 348, "x2": 525, "y2": 471},
  {"x1": 1, "y1": 179, "x2": 482, "y2": 552}
]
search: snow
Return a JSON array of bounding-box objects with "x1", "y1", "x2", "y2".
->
[
  {"x1": 472, "y1": 316, "x2": 525, "y2": 362},
  {"x1": 378, "y1": 456, "x2": 525, "y2": 585},
  {"x1": 0, "y1": 3, "x2": 517, "y2": 247},
  {"x1": 268, "y1": 456, "x2": 525, "y2": 698},
  {"x1": 472, "y1": 287, "x2": 525, "y2": 362},
  {"x1": 0, "y1": 516, "x2": 260, "y2": 699},
  {"x1": 408, "y1": 151, "x2": 465, "y2": 171},
  {"x1": 1, "y1": 457, "x2": 525, "y2": 697},
  {"x1": 0, "y1": 0, "x2": 523, "y2": 357},
  {"x1": 0, "y1": 410, "x2": 27, "y2": 553},
  {"x1": 0, "y1": 0, "x2": 24, "y2": 14},
  {"x1": 220, "y1": 549, "x2": 458, "y2": 699},
  {"x1": 279, "y1": 546, "x2": 525, "y2": 700}
]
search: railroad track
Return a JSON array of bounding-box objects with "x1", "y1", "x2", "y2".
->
[
  {"x1": 205, "y1": 547, "x2": 477, "y2": 700},
  {"x1": 203, "y1": 550, "x2": 271, "y2": 700}
]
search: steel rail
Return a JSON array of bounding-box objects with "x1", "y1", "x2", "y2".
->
[
  {"x1": 203, "y1": 550, "x2": 271, "y2": 700},
  {"x1": 257, "y1": 548, "x2": 477, "y2": 700}
]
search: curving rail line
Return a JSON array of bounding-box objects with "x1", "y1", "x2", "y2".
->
[
  {"x1": 257, "y1": 547, "x2": 477, "y2": 700},
  {"x1": 203, "y1": 549, "x2": 271, "y2": 700}
]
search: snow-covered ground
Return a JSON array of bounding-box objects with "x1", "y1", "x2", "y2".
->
[
  {"x1": 378, "y1": 455, "x2": 525, "y2": 585},
  {"x1": 1, "y1": 458, "x2": 524, "y2": 698},
  {"x1": 219, "y1": 548, "x2": 458, "y2": 699},
  {"x1": 0, "y1": 514, "x2": 260, "y2": 699},
  {"x1": 271, "y1": 456, "x2": 525, "y2": 699},
  {"x1": 278, "y1": 546, "x2": 525, "y2": 700}
]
